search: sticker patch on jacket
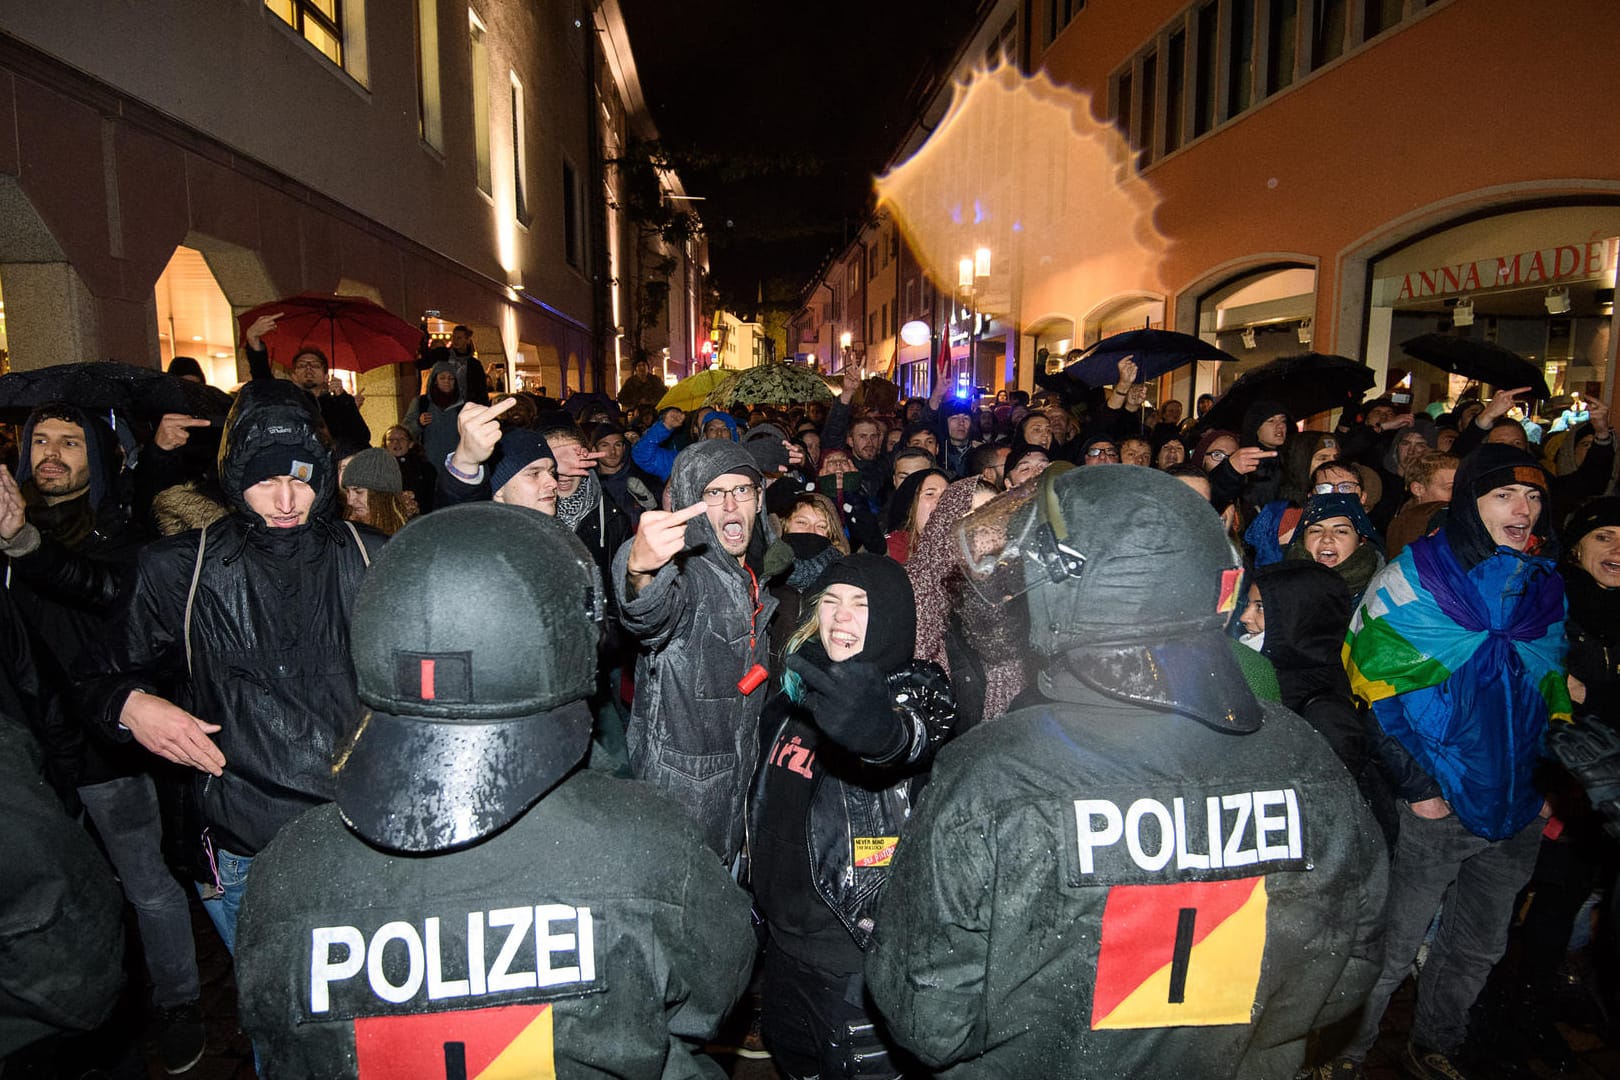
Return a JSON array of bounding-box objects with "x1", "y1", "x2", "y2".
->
[
  {"x1": 1091, "y1": 877, "x2": 1267, "y2": 1029},
  {"x1": 354, "y1": 1002, "x2": 554, "y2": 1078},
  {"x1": 853, "y1": 836, "x2": 898, "y2": 868}
]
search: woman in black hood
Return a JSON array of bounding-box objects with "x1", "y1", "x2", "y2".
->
[
  {"x1": 1249, "y1": 561, "x2": 1362, "y2": 768},
  {"x1": 1236, "y1": 398, "x2": 1291, "y2": 511},
  {"x1": 751, "y1": 554, "x2": 957, "y2": 1079}
]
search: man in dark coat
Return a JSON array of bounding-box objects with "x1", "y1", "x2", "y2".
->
[
  {"x1": 866, "y1": 466, "x2": 1387, "y2": 1079},
  {"x1": 613, "y1": 439, "x2": 778, "y2": 861},
  {"x1": 242, "y1": 312, "x2": 372, "y2": 450},
  {"x1": 235, "y1": 504, "x2": 754, "y2": 1079},
  {"x1": 79, "y1": 380, "x2": 383, "y2": 954},
  {"x1": 0, "y1": 404, "x2": 206, "y2": 1070}
]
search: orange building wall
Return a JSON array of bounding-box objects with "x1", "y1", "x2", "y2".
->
[{"x1": 1031, "y1": 0, "x2": 1620, "y2": 360}]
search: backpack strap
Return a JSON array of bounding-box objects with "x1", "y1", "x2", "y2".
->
[
  {"x1": 344, "y1": 520, "x2": 373, "y2": 567},
  {"x1": 183, "y1": 522, "x2": 210, "y2": 679}
]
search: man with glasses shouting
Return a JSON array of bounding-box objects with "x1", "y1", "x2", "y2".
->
[{"x1": 614, "y1": 440, "x2": 778, "y2": 863}]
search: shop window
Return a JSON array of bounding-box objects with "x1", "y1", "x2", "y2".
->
[
  {"x1": 1196, "y1": 265, "x2": 1317, "y2": 399},
  {"x1": 1366, "y1": 209, "x2": 1620, "y2": 413},
  {"x1": 510, "y1": 72, "x2": 529, "y2": 226},
  {"x1": 1266, "y1": 0, "x2": 1298, "y2": 96},
  {"x1": 154, "y1": 246, "x2": 250, "y2": 390},
  {"x1": 415, "y1": 0, "x2": 443, "y2": 149},
  {"x1": 469, "y1": 10, "x2": 491, "y2": 195}
]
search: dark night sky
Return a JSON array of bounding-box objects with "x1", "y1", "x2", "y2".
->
[{"x1": 617, "y1": 0, "x2": 985, "y2": 310}]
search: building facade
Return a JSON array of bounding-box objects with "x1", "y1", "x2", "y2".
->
[
  {"x1": 798, "y1": 0, "x2": 1620, "y2": 422},
  {"x1": 0, "y1": 0, "x2": 701, "y2": 431}
]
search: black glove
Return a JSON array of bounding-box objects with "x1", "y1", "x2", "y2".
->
[
  {"x1": 1547, "y1": 719, "x2": 1620, "y2": 842},
  {"x1": 786, "y1": 655, "x2": 906, "y2": 761}
]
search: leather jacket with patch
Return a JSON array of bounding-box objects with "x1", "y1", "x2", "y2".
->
[{"x1": 751, "y1": 661, "x2": 957, "y2": 954}]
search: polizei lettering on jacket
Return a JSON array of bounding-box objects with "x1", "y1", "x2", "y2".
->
[
  {"x1": 306, "y1": 904, "x2": 598, "y2": 1018},
  {"x1": 1066, "y1": 787, "x2": 1308, "y2": 884}
]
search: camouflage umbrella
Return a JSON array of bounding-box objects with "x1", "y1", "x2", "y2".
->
[{"x1": 703, "y1": 363, "x2": 835, "y2": 408}]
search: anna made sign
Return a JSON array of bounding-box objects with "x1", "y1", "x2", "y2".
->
[{"x1": 1372, "y1": 237, "x2": 1618, "y2": 305}]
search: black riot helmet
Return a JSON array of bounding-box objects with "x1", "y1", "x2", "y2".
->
[
  {"x1": 957, "y1": 464, "x2": 1260, "y2": 734},
  {"x1": 335, "y1": 503, "x2": 604, "y2": 852}
]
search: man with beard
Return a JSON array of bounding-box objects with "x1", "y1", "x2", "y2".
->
[
  {"x1": 243, "y1": 312, "x2": 370, "y2": 449},
  {"x1": 613, "y1": 440, "x2": 777, "y2": 862},
  {"x1": 0, "y1": 404, "x2": 207, "y2": 1072}
]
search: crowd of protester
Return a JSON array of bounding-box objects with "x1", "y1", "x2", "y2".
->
[{"x1": 1, "y1": 330, "x2": 1618, "y2": 1080}]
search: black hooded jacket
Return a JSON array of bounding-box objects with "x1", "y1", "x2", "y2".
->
[
  {"x1": 1255, "y1": 561, "x2": 1366, "y2": 771},
  {"x1": 750, "y1": 555, "x2": 957, "y2": 970},
  {"x1": 2, "y1": 407, "x2": 146, "y2": 788},
  {"x1": 79, "y1": 381, "x2": 384, "y2": 856}
]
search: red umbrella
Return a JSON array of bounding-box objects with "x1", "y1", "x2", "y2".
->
[{"x1": 235, "y1": 292, "x2": 424, "y2": 373}]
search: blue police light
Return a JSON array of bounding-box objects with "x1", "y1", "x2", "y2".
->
[{"x1": 954, "y1": 371, "x2": 972, "y2": 401}]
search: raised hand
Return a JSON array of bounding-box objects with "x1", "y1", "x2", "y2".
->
[
  {"x1": 1478, "y1": 386, "x2": 1530, "y2": 428},
  {"x1": 1227, "y1": 446, "x2": 1278, "y2": 475},
  {"x1": 0, "y1": 466, "x2": 25, "y2": 541},
  {"x1": 153, "y1": 414, "x2": 213, "y2": 452},
  {"x1": 450, "y1": 396, "x2": 519, "y2": 473},
  {"x1": 244, "y1": 313, "x2": 282, "y2": 351},
  {"x1": 626, "y1": 501, "x2": 709, "y2": 578}
]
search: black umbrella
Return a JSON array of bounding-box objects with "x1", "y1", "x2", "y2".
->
[
  {"x1": 1398, "y1": 334, "x2": 1550, "y2": 399},
  {"x1": 1192, "y1": 353, "x2": 1377, "y2": 436},
  {"x1": 1057, "y1": 329, "x2": 1239, "y2": 389},
  {"x1": 0, "y1": 361, "x2": 233, "y2": 423}
]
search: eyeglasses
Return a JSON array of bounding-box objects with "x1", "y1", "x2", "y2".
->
[
  {"x1": 1313, "y1": 481, "x2": 1362, "y2": 494},
  {"x1": 1205, "y1": 449, "x2": 1230, "y2": 462},
  {"x1": 700, "y1": 483, "x2": 759, "y2": 505},
  {"x1": 291, "y1": 357, "x2": 327, "y2": 371},
  {"x1": 1085, "y1": 447, "x2": 1120, "y2": 460}
]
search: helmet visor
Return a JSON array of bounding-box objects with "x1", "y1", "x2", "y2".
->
[{"x1": 957, "y1": 463, "x2": 1077, "y2": 604}]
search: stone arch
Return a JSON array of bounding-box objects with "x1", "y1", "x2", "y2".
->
[{"x1": 0, "y1": 175, "x2": 99, "y2": 370}]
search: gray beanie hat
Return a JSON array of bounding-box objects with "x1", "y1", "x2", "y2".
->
[{"x1": 343, "y1": 447, "x2": 404, "y2": 493}]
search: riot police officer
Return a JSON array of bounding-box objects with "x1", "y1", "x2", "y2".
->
[
  {"x1": 235, "y1": 503, "x2": 755, "y2": 1078},
  {"x1": 865, "y1": 465, "x2": 1388, "y2": 1078}
]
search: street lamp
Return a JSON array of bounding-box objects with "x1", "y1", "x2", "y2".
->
[
  {"x1": 956, "y1": 247, "x2": 991, "y2": 399},
  {"x1": 839, "y1": 331, "x2": 855, "y2": 376}
]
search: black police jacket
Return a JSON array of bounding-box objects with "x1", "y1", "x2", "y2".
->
[
  {"x1": 236, "y1": 770, "x2": 756, "y2": 1079},
  {"x1": 866, "y1": 690, "x2": 1388, "y2": 1080}
]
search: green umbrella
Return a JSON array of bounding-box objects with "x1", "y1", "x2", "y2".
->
[{"x1": 702, "y1": 363, "x2": 835, "y2": 408}]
